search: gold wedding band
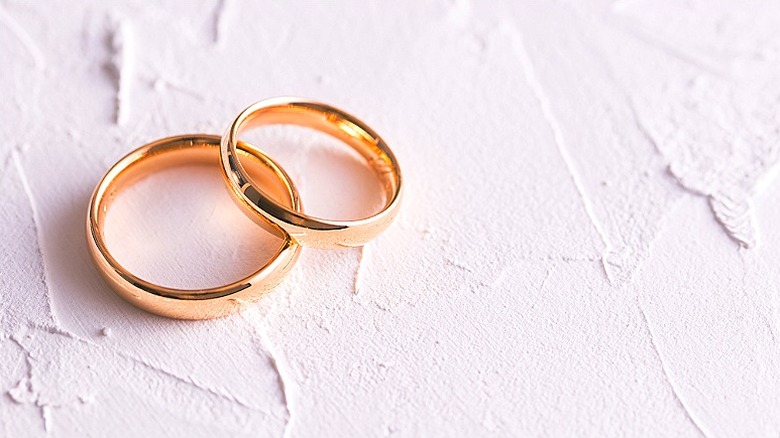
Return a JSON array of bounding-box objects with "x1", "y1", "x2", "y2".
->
[
  {"x1": 87, "y1": 98, "x2": 402, "y2": 319},
  {"x1": 221, "y1": 97, "x2": 403, "y2": 249},
  {"x1": 86, "y1": 134, "x2": 301, "y2": 319}
]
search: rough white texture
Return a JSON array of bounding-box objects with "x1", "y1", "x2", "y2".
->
[{"x1": 1, "y1": 0, "x2": 780, "y2": 436}]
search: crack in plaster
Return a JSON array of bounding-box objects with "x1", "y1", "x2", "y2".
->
[
  {"x1": 0, "y1": 4, "x2": 45, "y2": 70},
  {"x1": 241, "y1": 307, "x2": 295, "y2": 438},
  {"x1": 621, "y1": 93, "x2": 663, "y2": 157},
  {"x1": 353, "y1": 245, "x2": 368, "y2": 295},
  {"x1": 108, "y1": 346, "x2": 265, "y2": 414},
  {"x1": 538, "y1": 268, "x2": 552, "y2": 292},
  {"x1": 605, "y1": 12, "x2": 725, "y2": 78},
  {"x1": 10, "y1": 150, "x2": 57, "y2": 327},
  {"x1": 737, "y1": 252, "x2": 778, "y2": 344},
  {"x1": 150, "y1": 75, "x2": 207, "y2": 102},
  {"x1": 484, "y1": 258, "x2": 599, "y2": 291},
  {"x1": 445, "y1": 257, "x2": 473, "y2": 273},
  {"x1": 507, "y1": 28, "x2": 613, "y2": 282},
  {"x1": 103, "y1": 16, "x2": 132, "y2": 125},
  {"x1": 267, "y1": 343, "x2": 293, "y2": 438},
  {"x1": 636, "y1": 299, "x2": 710, "y2": 438}
]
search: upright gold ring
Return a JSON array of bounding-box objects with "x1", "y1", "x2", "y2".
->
[
  {"x1": 86, "y1": 134, "x2": 301, "y2": 319},
  {"x1": 220, "y1": 97, "x2": 403, "y2": 249}
]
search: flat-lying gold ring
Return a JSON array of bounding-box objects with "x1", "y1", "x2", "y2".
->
[
  {"x1": 220, "y1": 97, "x2": 403, "y2": 249},
  {"x1": 86, "y1": 134, "x2": 301, "y2": 319}
]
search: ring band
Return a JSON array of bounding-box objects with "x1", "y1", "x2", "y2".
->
[
  {"x1": 86, "y1": 134, "x2": 301, "y2": 319},
  {"x1": 220, "y1": 97, "x2": 403, "y2": 249}
]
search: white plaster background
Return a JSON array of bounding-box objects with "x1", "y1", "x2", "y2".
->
[{"x1": 1, "y1": 0, "x2": 780, "y2": 436}]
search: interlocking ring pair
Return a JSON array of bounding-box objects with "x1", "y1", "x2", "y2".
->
[{"x1": 86, "y1": 98, "x2": 402, "y2": 319}]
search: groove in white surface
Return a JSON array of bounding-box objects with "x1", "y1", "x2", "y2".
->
[
  {"x1": 0, "y1": 4, "x2": 45, "y2": 70},
  {"x1": 103, "y1": 16, "x2": 132, "y2": 126},
  {"x1": 507, "y1": 27, "x2": 613, "y2": 281},
  {"x1": 635, "y1": 298, "x2": 710, "y2": 438}
]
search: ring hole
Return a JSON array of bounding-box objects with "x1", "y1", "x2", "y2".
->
[
  {"x1": 103, "y1": 162, "x2": 285, "y2": 290},
  {"x1": 240, "y1": 125, "x2": 387, "y2": 221}
]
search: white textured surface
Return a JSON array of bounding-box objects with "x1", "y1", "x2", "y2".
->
[{"x1": 2, "y1": 1, "x2": 780, "y2": 436}]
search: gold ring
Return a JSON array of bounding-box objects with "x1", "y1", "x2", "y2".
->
[
  {"x1": 220, "y1": 97, "x2": 403, "y2": 249},
  {"x1": 86, "y1": 134, "x2": 301, "y2": 319}
]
